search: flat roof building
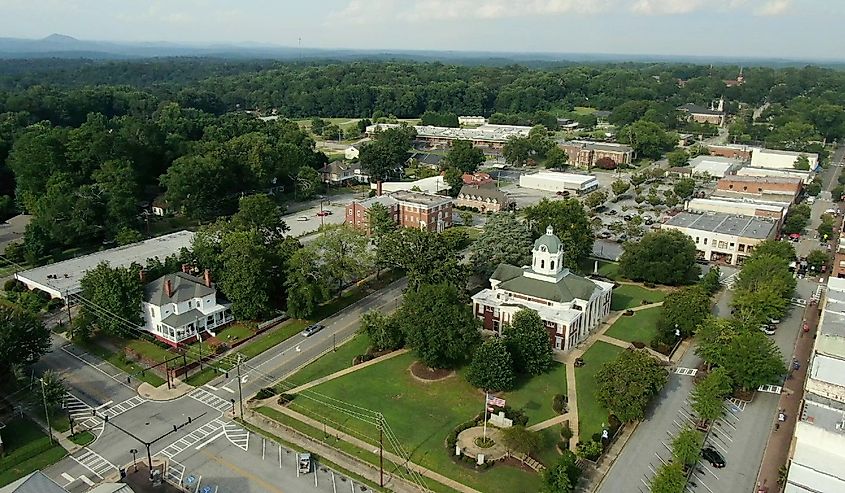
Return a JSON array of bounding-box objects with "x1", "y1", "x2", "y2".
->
[
  {"x1": 786, "y1": 277, "x2": 845, "y2": 492},
  {"x1": 714, "y1": 174, "x2": 803, "y2": 204},
  {"x1": 750, "y1": 148, "x2": 819, "y2": 171},
  {"x1": 519, "y1": 172, "x2": 599, "y2": 195},
  {"x1": 366, "y1": 123, "x2": 531, "y2": 148},
  {"x1": 15, "y1": 231, "x2": 195, "y2": 299},
  {"x1": 688, "y1": 155, "x2": 742, "y2": 179},
  {"x1": 686, "y1": 197, "x2": 788, "y2": 223},
  {"x1": 735, "y1": 166, "x2": 813, "y2": 185},
  {"x1": 662, "y1": 211, "x2": 777, "y2": 265}
]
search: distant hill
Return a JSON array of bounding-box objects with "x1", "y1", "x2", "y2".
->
[{"x1": 0, "y1": 34, "x2": 840, "y2": 68}]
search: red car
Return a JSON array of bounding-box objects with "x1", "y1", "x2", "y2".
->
[{"x1": 316, "y1": 211, "x2": 329, "y2": 217}]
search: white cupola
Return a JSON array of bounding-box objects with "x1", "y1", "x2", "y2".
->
[{"x1": 531, "y1": 225, "x2": 565, "y2": 277}]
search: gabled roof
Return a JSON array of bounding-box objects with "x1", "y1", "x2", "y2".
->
[
  {"x1": 162, "y1": 308, "x2": 205, "y2": 328},
  {"x1": 144, "y1": 272, "x2": 215, "y2": 306},
  {"x1": 458, "y1": 184, "x2": 508, "y2": 203},
  {"x1": 0, "y1": 471, "x2": 66, "y2": 493},
  {"x1": 493, "y1": 264, "x2": 600, "y2": 303}
]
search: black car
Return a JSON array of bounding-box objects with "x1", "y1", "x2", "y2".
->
[
  {"x1": 701, "y1": 446, "x2": 725, "y2": 468},
  {"x1": 301, "y1": 323, "x2": 325, "y2": 337}
]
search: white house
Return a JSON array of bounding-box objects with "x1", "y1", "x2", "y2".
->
[
  {"x1": 471, "y1": 226, "x2": 613, "y2": 351},
  {"x1": 345, "y1": 145, "x2": 360, "y2": 160},
  {"x1": 141, "y1": 270, "x2": 233, "y2": 347}
]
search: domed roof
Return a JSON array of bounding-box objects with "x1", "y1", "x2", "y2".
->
[{"x1": 533, "y1": 225, "x2": 562, "y2": 253}]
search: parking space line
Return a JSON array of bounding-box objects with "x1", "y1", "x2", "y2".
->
[
  {"x1": 705, "y1": 437, "x2": 730, "y2": 454},
  {"x1": 278, "y1": 445, "x2": 282, "y2": 469},
  {"x1": 194, "y1": 475, "x2": 202, "y2": 493},
  {"x1": 195, "y1": 430, "x2": 226, "y2": 450},
  {"x1": 61, "y1": 472, "x2": 74, "y2": 484}
]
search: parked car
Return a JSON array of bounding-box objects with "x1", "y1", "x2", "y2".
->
[
  {"x1": 297, "y1": 216, "x2": 309, "y2": 221},
  {"x1": 298, "y1": 453, "x2": 312, "y2": 474},
  {"x1": 760, "y1": 325, "x2": 776, "y2": 336},
  {"x1": 316, "y1": 211, "x2": 329, "y2": 217},
  {"x1": 769, "y1": 318, "x2": 781, "y2": 325},
  {"x1": 701, "y1": 446, "x2": 726, "y2": 468},
  {"x1": 301, "y1": 323, "x2": 325, "y2": 337},
  {"x1": 607, "y1": 209, "x2": 618, "y2": 216}
]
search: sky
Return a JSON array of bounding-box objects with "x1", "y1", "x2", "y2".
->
[{"x1": 0, "y1": 0, "x2": 842, "y2": 60}]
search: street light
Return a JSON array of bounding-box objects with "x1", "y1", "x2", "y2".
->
[
  {"x1": 130, "y1": 448, "x2": 138, "y2": 472},
  {"x1": 38, "y1": 378, "x2": 54, "y2": 445}
]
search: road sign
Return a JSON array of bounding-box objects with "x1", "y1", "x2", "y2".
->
[{"x1": 186, "y1": 475, "x2": 196, "y2": 485}]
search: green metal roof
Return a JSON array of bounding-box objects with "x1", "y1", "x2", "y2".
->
[
  {"x1": 492, "y1": 262, "x2": 598, "y2": 303},
  {"x1": 533, "y1": 226, "x2": 562, "y2": 253}
]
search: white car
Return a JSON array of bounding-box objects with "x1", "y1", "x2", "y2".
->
[
  {"x1": 760, "y1": 325, "x2": 776, "y2": 336},
  {"x1": 296, "y1": 216, "x2": 309, "y2": 222}
]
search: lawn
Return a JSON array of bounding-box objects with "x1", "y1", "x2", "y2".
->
[
  {"x1": 578, "y1": 258, "x2": 621, "y2": 280},
  {"x1": 503, "y1": 362, "x2": 567, "y2": 425},
  {"x1": 535, "y1": 426, "x2": 564, "y2": 468},
  {"x1": 610, "y1": 284, "x2": 666, "y2": 311},
  {"x1": 311, "y1": 270, "x2": 404, "y2": 321},
  {"x1": 76, "y1": 339, "x2": 166, "y2": 387},
  {"x1": 69, "y1": 430, "x2": 95, "y2": 447},
  {"x1": 238, "y1": 320, "x2": 309, "y2": 360},
  {"x1": 574, "y1": 342, "x2": 625, "y2": 442},
  {"x1": 573, "y1": 106, "x2": 597, "y2": 115},
  {"x1": 284, "y1": 352, "x2": 542, "y2": 493},
  {"x1": 215, "y1": 322, "x2": 256, "y2": 344},
  {"x1": 605, "y1": 306, "x2": 662, "y2": 344},
  {"x1": 0, "y1": 416, "x2": 67, "y2": 487},
  {"x1": 282, "y1": 334, "x2": 371, "y2": 389}
]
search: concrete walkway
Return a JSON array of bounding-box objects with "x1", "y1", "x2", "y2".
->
[
  {"x1": 552, "y1": 300, "x2": 666, "y2": 450},
  {"x1": 138, "y1": 379, "x2": 193, "y2": 401},
  {"x1": 260, "y1": 400, "x2": 483, "y2": 493},
  {"x1": 527, "y1": 412, "x2": 570, "y2": 432},
  {"x1": 287, "y1": 349, "x2": 409, "y2": 394}
]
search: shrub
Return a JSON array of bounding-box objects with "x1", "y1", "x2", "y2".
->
[
  {"x1": 3, "y1": 279, "x2": 25, "y2": 292},
  {"x1": 592, "y1": 432, "x2": 602, "y2": 443},
  {"x1": 46, "y1": 298, "x2": 65, "y2": 311},
  {"x1": 33, "y1": 289, "x2": 52, "y2": 302},
  {"x1": 447, "y1": 418, "x2": 479, "y2": 450},
  {"x1": 256, "y1": 387, "x2": 276, "y2": 399},
  {"x1": 277, "y1": 394, "x2": 296, "y2": 405},
  {"x1": 576, "y1": 440, "x2": 603, "y2": 461},
  {"x1": 608, "y1": 414, "x2": 622, "y2": 436},
  {"x1": 596, "y1": 157, "x2": 618, "y2": 170},
  {"x1": 560, "y1": 425, "x2": 573, "y2": 442},
  {"x1": 353, "y1": 354, "x2": 374, "y2": 365},
  {"x1": 501, "y1": 406, "x2": 529, "y2": 426},
  {"x1": 552, "y1": 394, "x2": 568, "y2": 414}
]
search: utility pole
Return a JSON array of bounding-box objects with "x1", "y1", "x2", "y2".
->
[
  {"x1": 39, "y1": 378, "x2": 54, "y2": 445},
  {"x1": 198, "y1": 335, "x2": 204, "y2": 371},
  {"x1": 236, "y1": 355, "x2": 245, "y2": 418}
]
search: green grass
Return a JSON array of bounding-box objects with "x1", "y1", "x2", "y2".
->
[
  {"x1": 573, "y1": 106, "x2": 598, "y2": 115},
  {"x1": 610, "y1": 284, "x2": 666, "y2": 311},
  {"x1": 535, "y1": 427, "x2": 564, "y2": 468},
  {"x1": 575, "y1": 342, "x2": 625, "y2": 442},
  {"x1": 69, "y1": 430, "x2": 95, "y2": 447},
  {"x1": 282, "y1": 334, "x2": 371, "y2": 389},
  {"x1": 239, "y1": 415, "x2": 392, "y2": 493},
  {"x1": 125, "y1": 339, "x2": 180, "y2": 363},
  {"x1": 50, "y1": 413, "x2": 70, "y2": 433},
  {"x1": 148, "y1": 215, "x2": 199, "y2": 236},
  {"x1": 311, "y1": 270, "x2": 404, "y2": 321},
  {"x1": 449, "y1": 225, "x2": 483, "y2": 241},
  {"x1": 605, "y1": 306, "x2": 662, "y2": 344},
  {"x1": 503, "y1": 362, "x2": 567, "y2": 425},
  {"x1": 0, "y1": 416, "x2": 67, "y2": 487},
  {"x1": 238, "y1": 320, "x2": 309, "y2": 360},
  {"x1": 578, "y1": 258, "x2": 621, "y2": 280},
  {"x1": 76, "y1": 339, "x2": 166, "y2": 387},
  {"x1": 288, "y1": 352, "x2": 542, "y2": 493},
  {"x1": 215, "y1": 322, "x2": 256, "y2": 344}
]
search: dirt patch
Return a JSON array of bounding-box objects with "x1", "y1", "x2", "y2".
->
[
  {"x1": 499, "y1": 456, "x2": 538, "y2": 473},
  {"x1": 409, "y1": 361, "x2": 454, "y2": 382}
]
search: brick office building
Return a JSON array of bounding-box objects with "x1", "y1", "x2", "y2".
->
[
  {"x1": 345, "y1": 190, "x2": 453, "y2": 233},
  {"x1": 558, "y1": 140, "x2": 634, "y2": 168},
  {"x1": 714, "y1": 175, "x2": 803, "y2": 204}
]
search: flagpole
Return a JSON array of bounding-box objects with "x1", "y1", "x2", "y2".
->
[{"x1": 483, "y1": 392, "x2": 489, "y2": 440}]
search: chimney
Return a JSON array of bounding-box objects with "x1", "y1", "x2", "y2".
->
[
  {"x1": 139, "y1": 270, "x2": 146, "y2": 283},
  {"x1": 164, "y1": 279, "x2": 173, "y2": 298},
  {"x1": 203, "y1": 269, "x2": 212, "y2": 288},
  {"x1": 376, "y1": 180, "x2": 383, "y2": 196}
]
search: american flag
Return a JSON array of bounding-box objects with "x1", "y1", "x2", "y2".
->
[{"x1": 486, "y1": 395, "x2": 506, "y2": 408}]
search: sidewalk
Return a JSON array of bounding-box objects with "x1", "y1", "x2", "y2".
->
[{"x1": 753, "y1": 301, "x2": 819, "y2": 491}]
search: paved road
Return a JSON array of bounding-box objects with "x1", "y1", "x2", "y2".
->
[
  {"x1": 597, "y1": 278, "x2": 819, "y2": 493},
  {"x1": 36, "y1": 278, "x2": 409, "y2": 493}
]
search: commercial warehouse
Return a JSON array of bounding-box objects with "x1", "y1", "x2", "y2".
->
[
  {"x1": 518, "y1": 172, "x2": 599, "y2": 195},
  {"x1": 14, "y1": 230, "x2": 195, "y2": 299}
]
